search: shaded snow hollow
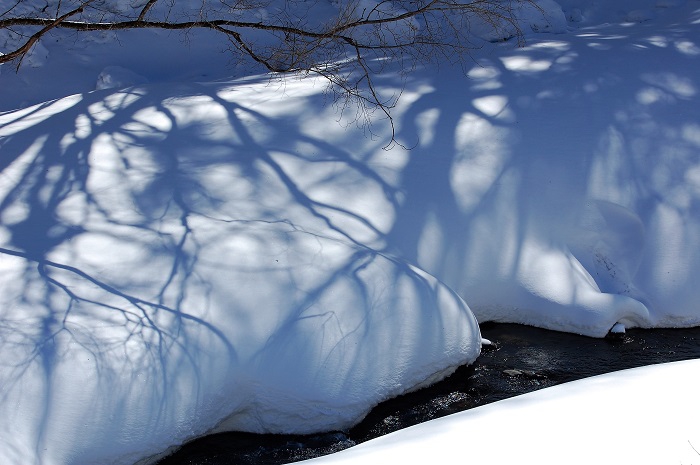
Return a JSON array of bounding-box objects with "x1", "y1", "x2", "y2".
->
[{"x1": 1, "y1": 0, "x2": 700, "y2": 464}]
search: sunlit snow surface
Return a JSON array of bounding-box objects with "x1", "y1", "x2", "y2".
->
[
  {"x1": 1, "y1": 0, "x2": 700, "y2": 464},
  {"x1": 298, "y1": 359, "x2": 700, "y2": 465}
]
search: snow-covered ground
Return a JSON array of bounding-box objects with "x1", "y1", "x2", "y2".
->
[
  {"x1": 299, "y1": 359, "x2": 700, "y2": 465},
  {"x1": 1, "y1": 0, "x2": 700, "y2": 464}
]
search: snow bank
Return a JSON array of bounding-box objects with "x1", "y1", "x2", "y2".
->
[
  {"x1": 470, "y1": 0, "x2": 568, "y2": 42},
  {"x1": 0, "y1": 85, "x2": 480, "y2": 464},
  {"x1": 556, "y1": 0, "x2": 687, "y2": 24},
  {"x1": 298, "y1": 359, "x2": 700, "y2": 465},
  {"x1": 354, "y1": 0, "x2": 700, "y2": 337},
  {"x1": 2, "y1": 0, "x2": 700, "y2": 463}
]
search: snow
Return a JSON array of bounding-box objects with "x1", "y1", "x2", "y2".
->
[
  {"x1": 297, "y1": 359, "x2": 700, "y2": 465},
  {"x1": 1, "y1": 0, "x2": 700, "y2": 463},
  {"x1": 0, "y1": 216, "x2": 480, "y2": 463},
  {"x1": 611, "y1": 322, "x2": 626, "y2": 334},
  {"x1": 470, "y1": 0, "x2": 568, "y2": 42},
  {"x1": 96, "y1": 66, "x2": 149, "y2": 91}
]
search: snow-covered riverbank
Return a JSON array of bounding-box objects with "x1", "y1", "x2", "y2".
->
[
  {"x1": 300, "y1": 358, "x2": 700, "y2": 465},
  {"x1": 159, "y1": 324, "x2": 700, "y2": 464},
  {"x1": 2, "y1": 0, "x2": 699, "y2": 463}
]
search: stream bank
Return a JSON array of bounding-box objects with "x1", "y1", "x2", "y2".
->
[{"x1": 158, "y1": 323, "x2": 700, "y2": 464}]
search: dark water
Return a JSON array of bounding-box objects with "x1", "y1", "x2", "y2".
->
[{"x1": 157, "y1": 323, "x2": 700, "y2": 465}]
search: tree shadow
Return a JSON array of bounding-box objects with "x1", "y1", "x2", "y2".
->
[
  {"x1": 1, "y1": 10, "x2": 700, "y2": 460},
  {"x1": 0, "y1": 76, "x2": 478, "y2": 463},
  {"x1": 385, "y1": 15, "x2": 700, "y2": 333}
]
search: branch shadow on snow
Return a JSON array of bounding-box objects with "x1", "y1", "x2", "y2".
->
[
  {"x1": 0, "y1": 87, "x2": 247, "y2": 459},
  {"x1": 0, "y1": 76, "x2": 476, "y2": 462},
  {"x1": 1, "y1": 14, "x2": 700, "y2": 460},
  {"x1": 387, "y1": 19, "x2": 700, "y2": 332}
]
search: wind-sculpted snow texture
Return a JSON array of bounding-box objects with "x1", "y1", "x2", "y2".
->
[{"x1": 1, "y1": 0, "x2": 700, "y2": 464}]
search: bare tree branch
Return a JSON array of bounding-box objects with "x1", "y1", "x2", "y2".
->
[
  {"x1": 137, "y1": 0, "x2": 160, "y2": 21},
  {"x1": 2, "y1": 0, "x2": 95, "y2": 70},
  {"x1": 690, "y1": 440, "x2": 700, "y2": 456},
  {"x1": 0, "y1": 0, "x2": 532, "y2": 143}
]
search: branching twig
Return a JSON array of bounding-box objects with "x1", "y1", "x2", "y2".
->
[
  {"x1": 0, "y1": 0, "x2": 531, "y2": 144},
  {"x1": 690, "y1": 440, "x2": 700, "y2": 456},
  {"x1": 2, "y1": 0, "x2": 95, "y2": 70}
]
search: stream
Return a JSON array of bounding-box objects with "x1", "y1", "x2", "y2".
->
[{"x1": 158, "y1": 323, "x2": 700, "y2": 464}]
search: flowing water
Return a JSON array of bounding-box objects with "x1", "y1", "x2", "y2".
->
[{"x1": 158, "y1": 323, "x2": 700, "y2": 464}]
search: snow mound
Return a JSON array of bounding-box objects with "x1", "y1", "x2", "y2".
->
[
  {"x1": 0, "y1": 221, "x2": 479, "y2": 464},
  {"x1": 2, "y1": 0, "x2": 700, "y2": 462},
  {"x1": 471, "y1": 0, "x2": 567, "y2": 42},
  {"x1": 96, "y1": 65, "x2": 149, "y2": 90},
  {"x1": 556, "y1": 0, "x2": 689, "y2": 24},
  {"x1": 0, "y1": 87, "x2": 480, "y2": 464}
]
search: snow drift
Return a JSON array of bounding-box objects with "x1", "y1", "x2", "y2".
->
[
  {"x1": 298, "y1": 359, "x2": 700, "y2": 465},
  {"x1": 0, "y1": 82, "x2": 481, "y2": 464},
  {"x1": 1, "y1": 0, "x2": 700, "y2": 464}
]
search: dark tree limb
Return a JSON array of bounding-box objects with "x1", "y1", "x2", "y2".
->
[
  {"x1": 0, "y1": 0, "x2": 529, "y2": 143},
  {"x1": 2, "y1": 1, "x2": 95, "y2": 70}
]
